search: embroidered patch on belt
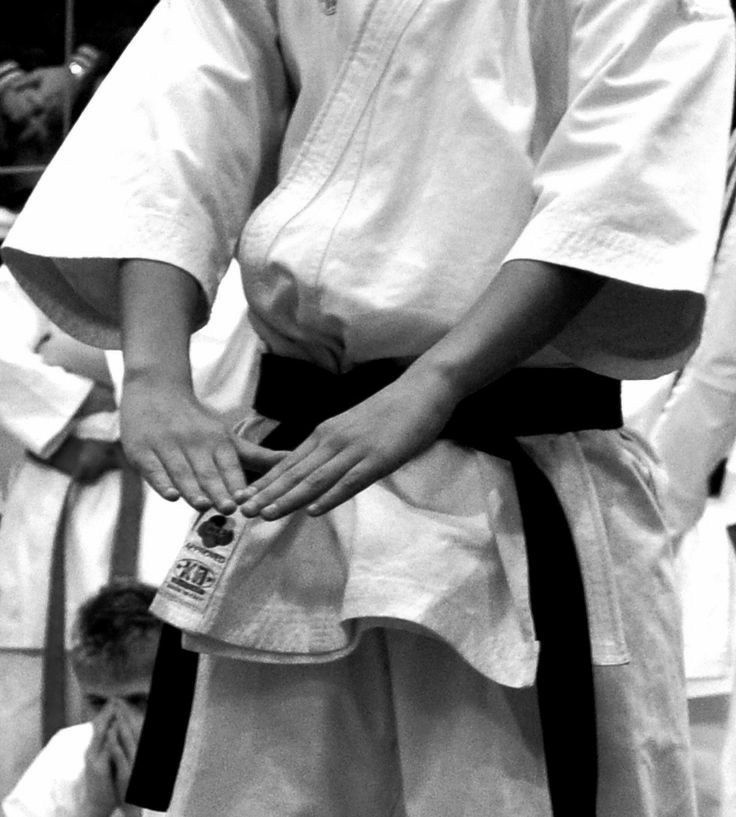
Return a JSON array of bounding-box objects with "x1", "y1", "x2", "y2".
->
[
  {"x1": 319, "y1": 0, "x2": 337, "y2": 15},
  {"x1": 158, "y1": 511, "x2": 243, "y2": 612}
]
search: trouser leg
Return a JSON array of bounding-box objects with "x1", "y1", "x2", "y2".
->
[
  {"x1": 385, "y1": 629, "x2": 552, "y2": 817},
  {"x1": 169, "y1": 631, "x2": 404, "y2": 817}
]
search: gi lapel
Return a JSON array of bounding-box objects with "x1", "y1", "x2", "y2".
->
[{"x1": 242, "y1": 0, "x2": 428, "y2": 253}]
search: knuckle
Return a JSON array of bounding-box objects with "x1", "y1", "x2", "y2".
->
[
  {"x1": 314, "y1": 420, "x2": 345, "y2": 447},
  {"x1": 341, "y1": 470, "x2": 362, "y2": 488}
]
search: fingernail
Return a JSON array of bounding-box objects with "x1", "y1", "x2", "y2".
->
[{"x1": 241, "y1": 502, "x2": 258, "y2": 518}]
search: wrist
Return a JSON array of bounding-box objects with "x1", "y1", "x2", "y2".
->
[
  {"x1": 400, "y1": 357, "x2": 463, "y2": 415},
  {"x1": 0, "y1": 61, "x2": 23, "y2": 93},
  {"x1": 123, "y1": 363, "x2": 193, "y2": 393},
  {"x1": 67, "y1": 45, "x2": 102, "y2": 84},
  {"x1": 120, "y1": 259, "x2": 200, "y2": 391}
]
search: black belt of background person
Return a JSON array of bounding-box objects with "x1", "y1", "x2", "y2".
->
[
  {"x1": 28, "y1": 436, "x2": 143, "y2": 744},
  {"x1": 129, "y1": 355, "x2": 622, "y2": 815}
]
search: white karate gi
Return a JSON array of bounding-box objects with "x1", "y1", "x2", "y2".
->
[
  {"x1": 2, "y1": 0, "x2": 734, "y2": 814},
  {"x1": 0, "y1": 264, "x2": 259, "y2": 798},
  {"x1": 2, "y1": 722, "x2": 165, "y2": 817}
]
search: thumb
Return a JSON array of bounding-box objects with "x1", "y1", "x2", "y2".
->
[{"x1": 230, "y1": 436, "x2": 286, "y2": 476}]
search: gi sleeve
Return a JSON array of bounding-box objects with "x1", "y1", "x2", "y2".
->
[
  {"x1": 505, "y1": 0, "x2": 735, "y2": 378},
  {"x1": 0, "y1": 266, "x2": 94, "y2": 457},
  {"x1": 2, "y1": 0, "x2": 289, "y2": 349}
]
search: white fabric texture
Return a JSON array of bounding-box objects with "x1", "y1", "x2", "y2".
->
[
  {"x1": 2, "y1": 0, "x2": 733, "y2": 377},
  {"x1": 637, "y1": 135, "x2": 736, "y2": 817},
  {"x1": 1, "y1": 722, "x2": 164, "y2": 817},
  {"x1": 171, "y1": 620, "x2": 694, "y2": 817},
  {"x1": 650, "y1": 140, "x2": 736, "y2": 538},
  {"x1": 0, "y1": 266, "x2": 95, "y2": 459}
]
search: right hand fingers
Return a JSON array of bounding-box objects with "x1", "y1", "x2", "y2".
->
[{"x1": 182, "y1": 439, "x2": 285, "y2": 512}]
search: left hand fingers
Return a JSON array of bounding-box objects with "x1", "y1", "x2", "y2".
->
[
  {"x1": 112, "y1": 707, "x2": 139, "y2": 759},
  {"x1": 105, "y1": 728, "x2": 133, "y2": 801},
  {"x1": 241, "y1": 445, "x2": 360, "y2": 519}
]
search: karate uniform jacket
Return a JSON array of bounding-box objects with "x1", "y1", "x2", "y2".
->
[{"x1": 2, "y1": 0, "x2": 734, "y2": 687}]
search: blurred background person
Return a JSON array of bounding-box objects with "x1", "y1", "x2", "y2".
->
[
  {"x1": 623, "y1": 136, "x2": 736, "y2": 817},
  {"x1": 0, "y1": 262, "x2": 260, "y2": 799},
  {"x1": 0, "y1": 0, "x2": 157, "y2": 214},
  {"x1": 2, "y1": 579, "x2": 164, "y2": 817}
]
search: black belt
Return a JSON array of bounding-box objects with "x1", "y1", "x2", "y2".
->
[{"x1": 130, "y1": 356, "x2": 621, "y2": 814}]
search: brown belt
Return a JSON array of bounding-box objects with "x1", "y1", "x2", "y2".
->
[{"x1": 29, "y1": 436, "x2": 143, "y2": 743}]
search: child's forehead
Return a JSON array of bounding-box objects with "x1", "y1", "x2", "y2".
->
[
  {"x1": 73, "y1": 633, "x2": 158, "y2": 688},
  {"x1": 77, "y1": 665, "x2": 152, "y2": 699}
]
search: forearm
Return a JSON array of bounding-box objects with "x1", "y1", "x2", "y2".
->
[
  {"x1": 120, "y1": 259, "x2": 201, "y2": 388},
  {"x1": 407, "y1": 259, "x2": 606, "y2": 402},
  {"x1": 118, "y1": 259, "x2": 280, "y2": 511}
]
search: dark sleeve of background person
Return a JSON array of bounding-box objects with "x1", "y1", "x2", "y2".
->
[
  {"x1": 0, "y1": 0, "x2": 66, "y2": 70},
  {"x1": 0, "y1": 0, "x2": 157, "y2": 212},
  {"x1": 0, "y1": 0, "x2": 156, "y2": 71},
  {"x1": 73, "y1": 0, "x2": 158, "y2": 72}
]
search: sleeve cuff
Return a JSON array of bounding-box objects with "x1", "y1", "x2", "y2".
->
[
  {"x1": 504, "y1": 213, "x2": 708, "y2": 379},
  {"x1": 67, "y1": 45, "x2": 103, "y2": 80},
  {"x1": 0, "y1": 61, "x2": 24, "y2": 93}
]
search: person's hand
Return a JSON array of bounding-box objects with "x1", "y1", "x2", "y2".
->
[
  {"x1": 84, "y1": 703, "x2": 142, "y2": 817},
  {"x1": 0, "y1": 77, "x2": 49, "y2": 145},
  {"x1": 0, "y1": 77, "x2": 42, "y2": 124},
  {"x1": 105, "y1": 702, "x2": 139, "y2": 810},
  {"x1": 83, "y1": 706, "x2": 119, "y2": 817},
  {"x1": 240, "y1": 366, "x2": 457, "y2": 520},
  {"x1": 25, "y1": 66, "x2": 76, "y2": 118},
  {"x1": 121, "y1": 372, "x2": 286, "y2": 514}
]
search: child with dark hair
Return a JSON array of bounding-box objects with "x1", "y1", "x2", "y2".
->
[{"x1": 2, "y1": 580, "x2": 163, "y2": 817}]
